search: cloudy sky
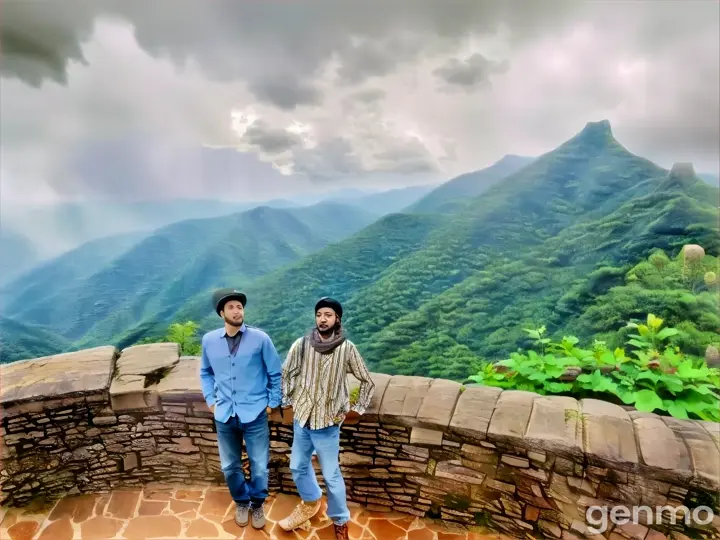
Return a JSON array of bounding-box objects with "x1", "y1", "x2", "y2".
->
[{"x1": 1, "y1": 0, "x2": 718, "y2": 206}]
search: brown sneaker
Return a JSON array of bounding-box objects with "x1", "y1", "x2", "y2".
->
[
  {"x1": 334, "y1": 523, "x2": 349, "y2": 540},
  {"x1": 277, "y1": 500, "x2": 321, "y2": 531}
]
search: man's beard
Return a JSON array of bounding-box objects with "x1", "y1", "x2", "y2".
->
[
  {"x1": 224, "y1": 315, "x2": 243, "y2": 327},
  {"x1": 317, "y1": 321, "x2": 339, "y2": 338}
]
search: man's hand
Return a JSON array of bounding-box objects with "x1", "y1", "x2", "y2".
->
[
  {"x1": 266, "y1": 406, "x2": 273, "y2": 414},
  {"x1": 210, "y1": 404, "x2": 215, "y2": 414}
]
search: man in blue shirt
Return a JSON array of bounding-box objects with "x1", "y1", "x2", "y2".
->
[{"x1": 199, "y1": 288, "x2": 282, "y2": 530}]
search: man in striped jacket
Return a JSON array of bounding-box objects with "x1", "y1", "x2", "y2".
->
[{"x1": 278, "y1": 297, "x2": 375, "y2": 540}]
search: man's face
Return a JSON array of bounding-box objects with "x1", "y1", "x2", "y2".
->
[
  {"x1": 316, "y1": 307, "x2": 337, "y2": 332},
  {"x1": 222, "y1": 300, "x2": 244, "y2": 327}
]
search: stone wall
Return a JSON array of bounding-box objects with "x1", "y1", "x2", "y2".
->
[{"x1": 1, "y1": 345, "x2": 719, "y2": 539}]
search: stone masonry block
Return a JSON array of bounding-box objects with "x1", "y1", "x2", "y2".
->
[
  {"x1": 0, "y1": 346, "x2": 117, "y2": 407},
  {"x1": 696, "y1": 420, "x2": 720, "y2": 452},
  {"x1": 410, "y1": 427, "x2": 443, "y2": 446},
  {"x1": 633, "y1": 416, "x2": 693, "y2": 482},
  {"x1": 580, "y1": 399, "x2": 638, "y2": 468},
  {"x1": 525, "y1": 396, "x2": 583, "y2": 459},
  {"x1": 347, "y1": 373, "x2": 391, "y2": 421},
  {"x1": 415, "y1": 379, "x2": 462, "y2": 429},
  {"x1": 663, "y1": 416, "x2": 720, "y2": 491},
  {"x1": 156, "y1": 357, "x2": 203, "y2": 400},
  {"x1": 111, "y1": 343, "x2": 178, "y2": 412},
  {"x1": 448, "y1": 385, "x2": 502, "y2": 444},
  {"x1": 487, "y1": 390, "x2": 536, "y2": 445},
  {"x1": 379, "y1": 376, "x2": 433, "y2": 427}
]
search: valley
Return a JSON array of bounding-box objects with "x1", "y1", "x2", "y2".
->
[{"x1": 2, "y1": 121, "x2": 718, "y2": 384}]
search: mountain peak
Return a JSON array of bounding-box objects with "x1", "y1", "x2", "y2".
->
[
  {"x1": 580, "y1": 119, "x2": 613, "y2": 138},
  {"x1": 495, "y1": 154, "x2": 534, "y2": 166},
  {"x1": 655, "y1": 162, "x2": 701, "y2": 194},
  {"x1": 669, "y1": 162, "x2": 696, "y2": 180},
  {"x1": 563, "y1": 119, "x2": 618, "y2": 152}
]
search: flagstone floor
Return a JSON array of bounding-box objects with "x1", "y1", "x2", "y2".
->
[{"x1": 0, "y1": 485, "x2": 512, "y2": 540}]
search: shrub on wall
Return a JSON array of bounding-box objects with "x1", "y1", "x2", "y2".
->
[{"x1": 468, "y1": 313, "x2": 720, "y2": 422}]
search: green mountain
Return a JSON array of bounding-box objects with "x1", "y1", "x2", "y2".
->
[
  {"x1": 0, "y1": 316, "x2": 70, "y2": 364},
  {"x1": 0, "y1": 231, "x2": 145, "y2": 311},
  {"x1": 152, "y1": 120, "x2": 717, "y2": 382},
  {"x1": 407, "y1": 155, "x2": 534, "y2": 214},
  {"x1": 4, "y1": 202, "x2": 379, "y2": 346},
  {"x1": 9, "y1": 120, "x2": 717, "y2": 381},
  {"x1": 3, "y1": 185, "x2": 434, "y2": 263},
  {"x1": 91, "y1": 211, "x2": 448, "y2": 351}
]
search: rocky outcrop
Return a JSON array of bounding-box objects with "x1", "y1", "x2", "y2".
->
[{"x1": 1, "y1": 346, "x2": 719, "y2": 539}]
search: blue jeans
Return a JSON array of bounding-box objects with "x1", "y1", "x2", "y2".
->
[
  {"x1": 290, "y1": 421, "x2": 350, "y2": 526},
  {"x1": 215, "y1": 410, "x2": 269, "y2": 508}
]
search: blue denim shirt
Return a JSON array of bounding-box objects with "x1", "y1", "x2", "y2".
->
[{"x1": 199, "y1": 324, "x2": 282, "y2": 423}]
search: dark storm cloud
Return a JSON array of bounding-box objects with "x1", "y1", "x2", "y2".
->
[
  {"x1": 0, "y1": 0, "x2": 717, "y2": 203},
  {"x1": 433, "y1": 54, "x2": 509, "y2": 91},
  {"x1": 247, "y1": 78, "x2": 324, "y2": 111},
  {"x1": 242, "y1": 120, "x2": 305, "y2": 155},
  {"x1": 0, "y1": 0, "x2": 577, "y2": 109}
]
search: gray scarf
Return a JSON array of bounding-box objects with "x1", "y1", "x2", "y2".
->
[{"x1": 308, "y1": 325, "x2": 346, "y2": 354}]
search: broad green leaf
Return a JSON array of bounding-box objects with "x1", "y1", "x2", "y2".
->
[
  {"x1": 667, "y1": 402, "x2": 689, "y2": 419},
  {"x1": 571, "y1": 348, "x2": 594, "y2": 360},
  {"x1": 677, "y1": 361, "x2": 710, "y2": 380},
  {"x1": 636, "y1": 371, "x2": 660, "y2": 383},
  {"x1": 656, "y1": 328, "x2": 679, "y2": 340},
  {"x1": 657, "y1": 376, "x2": 684, "y2": 394},
  {"x1": 688, "y1": 384, "x2": 715, "y2": 396},
  {"x1": 634, "y1": 389, "x2": 663, "y2": 412},
  {"x1": 647, "y1": 314, "x2": 663, "y2": 330},
  {"x1": 544, "y1": 382, "x2": 574, "y2": 393}
]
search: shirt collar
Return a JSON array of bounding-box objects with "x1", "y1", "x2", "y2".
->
[{"x1": 222, "y1": 323, "x2": 246, "y2": 338}]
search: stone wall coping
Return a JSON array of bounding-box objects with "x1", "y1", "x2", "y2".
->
[{"x1": 1, "y1": 345, "x2": 719, "y2": 491}]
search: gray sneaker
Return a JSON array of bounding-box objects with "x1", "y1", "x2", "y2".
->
[
  {"x1": 235, "y1": 503, "x2": 250, "y2": 527},
  {"x1": 251, "y1": 505, "x2": 266, "y2": 529}
]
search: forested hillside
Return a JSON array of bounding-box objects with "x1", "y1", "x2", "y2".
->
[
  {"x1": 3, "y1": 202, "x2": 379, "y2": 349},
  {"x1": 4, "y1": 121, "x2": 717, "y2": 379},
  {"x1": 166, "y1": 121, "x2": 718, "y2": 381},
  {"x1": 408, "y1": 154, "x2": 534, "y2": 214},
  {"x1": 0, "y1": 317, "x2": 70, "y2": 364},
  {"x1": 0, "y1": 231, "x2": 146, "y2": 311}
]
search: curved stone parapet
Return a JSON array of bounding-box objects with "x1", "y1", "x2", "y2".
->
[{"x1": 1, "y1": 346, "x2": 719, "y2": 539}]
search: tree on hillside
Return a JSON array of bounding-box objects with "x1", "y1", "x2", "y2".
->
[{"x1": 134, "y1": 320, "x2": 201, "y2": 356}]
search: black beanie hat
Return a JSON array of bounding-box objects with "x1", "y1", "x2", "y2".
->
[
  {"x1": 315, "y1": 297, "x2": 342, "y2": 319},
  {"x1": 212, "y1": 288, "x2": 247, "y2": 316}
]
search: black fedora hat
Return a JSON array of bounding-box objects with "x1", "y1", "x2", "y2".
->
[{"x1": 212, "y1": 288, "x2": 247, "y2": 316}]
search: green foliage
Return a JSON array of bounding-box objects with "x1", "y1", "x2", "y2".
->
[
  {"x1": 135, "y1": 321, "x2": 201, "y2": 356},
  {"x1": 468, "y1": 314, "x2": 720, "y2": 422},
  {"x1": 5, "y1": 204, "x2": 379, "y2": 346},
  {"x1": 6, "y1": 122, "x2": 719, "y2": 387},
  {"x1": 0, "y1": 316, "x2": 71, "y2": 364}
]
